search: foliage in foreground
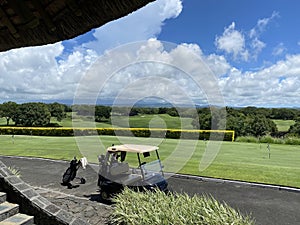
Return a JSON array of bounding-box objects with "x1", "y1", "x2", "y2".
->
[
  {"x1": 7, "y1": 166, "x2": 21, "y2": 177},
  {"x1": 110, "y1": 188, "x2": 254, "y2": 225}
]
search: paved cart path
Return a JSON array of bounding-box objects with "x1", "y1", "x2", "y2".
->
[{"x1": 1, "y1": 156, "x2": 300, "y2": 225}]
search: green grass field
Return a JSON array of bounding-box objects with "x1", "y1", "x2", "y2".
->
[
  {"x1": 0, "y1": 114, "x2": 292, "y2": 132},
  {"x1": 1, "y1": 135, "x2": 299, "y2": 188},
  {"x1": 53, "y1": 113, "x2": 194, "y2": 129},
  {"x1": 272, "y1": 119, "x2": 295, "y2": 131}
]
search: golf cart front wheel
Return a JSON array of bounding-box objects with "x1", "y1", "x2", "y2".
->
[
  {"x1": 80, "y1": 177, "x2": 86, "y2": 184},
  {"x1": 100, "y1": 191, "x2": 109, "y2": 201}
]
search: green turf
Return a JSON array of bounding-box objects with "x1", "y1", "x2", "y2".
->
[
  {"x1": 115, "y1": 114, "x2": 194, "y2": 129},
  {"x1": 0, "y1": 115, "x2": 296, "y2": 133},
  {"x1": 273, "y1": 119, "x2": 295, "y2": 131},
  {"x1": 1, "y1": 135, "x2": 300, "y2": 188},
  {"x1": 50, "y1": 114, "x2": 194, "y2": 129},
  {"x1": 0, "y1": 117, "x2": 14, "y2": 126}
]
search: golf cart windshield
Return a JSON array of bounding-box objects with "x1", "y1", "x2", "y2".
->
[
  {"x1": 105, "y1": 144, "x2": 164, "y2": 177},
  {"x1": 140, "y1": 159, "x2": 163, "y2": 175}
]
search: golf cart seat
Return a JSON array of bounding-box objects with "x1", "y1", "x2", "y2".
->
[{"x1": 110, "y1": 162, "x2": 129, "y2": 176}]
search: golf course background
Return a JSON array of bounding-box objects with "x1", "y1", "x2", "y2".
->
[
  {"x1": 1, "y1": 106, "x2": 300, "y2": 188},
  {"x1": 1, "y1": 134, "x2": 299, "y2": 188}
]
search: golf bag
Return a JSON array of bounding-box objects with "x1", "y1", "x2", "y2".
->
[{"x1": 62, "y1": 157, "x2": 87, "y2": 186}]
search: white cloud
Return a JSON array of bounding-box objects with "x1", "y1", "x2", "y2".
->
[
  {"x1": 83, "y1": 0, "x2": 183, "y2": 53},
  {"x1": 0, "y1": 2, "x2": 299, "y2": 108},
  {"x1": 0, "y1": 0, "x2": 183, "y2": 103},
  {"x1": 77, "y1": 38, "x2": 300, "y2": 108},
  {"x1": 204, "y1": 54, "x2": 231, "y2": 77},
  {"x1": 0, "y1": 43, "x2": 99, "y2": 102},
  {"x1": 217, "y1": 12, "x2": 279, "y2": 62},
  {"x1": 250, "y1": 11, "x2": 279, "y2": 38},
  {"x1": 249, "y1": 11, "x2": 279, "y2": 57},
  {"x1": 215, "y1": 22, "x2": 248, "y2": 61},
  {"x1": 251, "y1": 38, "x2": 266, "y2": 58},
  {"x1": 0, "y1": 43, "x2": 64, "y2": 100},
  {"x1": 1, "y1": 35, "x2": 300, "y2": 107},
  {"x1": 220, "y1": 54, "x2": 300, "y2": 107},
  {"x1": 73, "y1": 39, "x2": 227, "y2": 107},
  {"x1": 272, "y1": 43, "x2": 287, "y2": 56}
]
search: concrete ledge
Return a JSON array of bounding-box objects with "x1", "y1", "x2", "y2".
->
[
  {"x1": 172, "y1": 173, "x2": 300, "y2": 193},
  {"x1": 0, "y1": 159, "x2": 90, "y2": 225}
]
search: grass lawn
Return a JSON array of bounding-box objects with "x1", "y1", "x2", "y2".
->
[
  {"x1": 273, "y1": 119, "x2": 295, "y2": 131},
  {"x1": 0, "y1": 117, "x2": 14, "y2": 126},
  {"x1": 112, "y1": 114, "x2": 194, "y2": 129},
  {"x1": 50, "y1": 113, "x2": 194, "y2": 129},
  {"x1": 1, "y1": 135, "x2": 299, "y2": 188}
]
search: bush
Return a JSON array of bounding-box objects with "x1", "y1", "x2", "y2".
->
[
  {"x1": 0, "y1": 127, "x2": 234, "y2": 141},
  {"x1": 236, "y1": 136, "x2": 258, "y2": 143},
  {"x1": 235, "y1": 135, "x2": 300, "y2": 145},
  {"x1": 259, "y1": 135, "x2": 275, "y2": 144},
  {"x1": 284, "y1": 136, "x2": 300, "y2": 145},
  {"x1": 110, "y1": 188, "x2": 254, "y2": 225},
  {"x1": 259, "y1": 135, "x2": 285, "y2": 144}
]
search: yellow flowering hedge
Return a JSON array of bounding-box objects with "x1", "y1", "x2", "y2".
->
[{"x1": 0, "y1": 127, "x2": 234, "y2": 141}]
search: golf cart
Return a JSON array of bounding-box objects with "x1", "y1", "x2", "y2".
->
[{"x1": 97, "y1": 144, "x2": 168, "y2": 200}]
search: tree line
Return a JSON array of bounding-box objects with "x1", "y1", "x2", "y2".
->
[
  {"x1": 1, "y1": 102, "x2": 300, "y2": 138},
  {"x1": 0, "y1": 102, "x2": 69, "y2": 126},
  {"x1": 192, "y1": 106, "x2": 300, "y2": 137}
]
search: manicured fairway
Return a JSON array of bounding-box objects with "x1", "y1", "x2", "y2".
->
[
  {"x1": 273, "y1": 119, "x2": 295, "y2": 131},
  {"x1": 1, "y1": 135, "x2": 299, "y2": 188},
  {"x1": 51, "y1": 113, "x2": 194, "y2": 129}
]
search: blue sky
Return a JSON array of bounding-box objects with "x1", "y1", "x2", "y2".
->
[
  {"x1": 1, "y1": 0, "x2": 300, "y2": 107},
  {"x1": 159, "y1": 0, "x2": 300, "y2": 72}
]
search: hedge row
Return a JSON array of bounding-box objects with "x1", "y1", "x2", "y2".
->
[
  {"x1": 236, "y1": 135, "x2": 300, "y2": 145},
  {"x1": 0, "y1": 127, "x2": 234, "y2": 141}
]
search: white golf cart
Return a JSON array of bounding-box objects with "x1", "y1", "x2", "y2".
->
[{"x1": 97, "y1": 144, "x2": 168, "y2": 200}]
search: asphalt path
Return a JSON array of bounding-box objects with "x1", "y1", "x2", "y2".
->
[{"x1": 1, "y1": 156, "x2": 300, "y2": 225}]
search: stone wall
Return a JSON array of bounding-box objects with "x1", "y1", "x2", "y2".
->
[{"x1": 0, "y1": 160, "x2": 89, "y2": 225}]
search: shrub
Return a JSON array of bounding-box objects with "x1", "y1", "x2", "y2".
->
[
  {"x1": 259, "y1": 135, "x2": 275, "y2": 144},
  {"x1": 0, "y1": 127, "x2": 234, "y2": 141},
  {"x1": 284, "y1": 136, "x2": 300, "y2": 145},
  {"x1": 7, "y1": 166, "x2": 21, "y2": 177},
  {"x1": 110, "y1": 188, "x2": 254, "y2": 225},
  {"x1": 259, "y1": 135, "x2": 285, "y2": 144},
  {"x1": 236, "y1": 136, "x2": 258, "y2": 143}
]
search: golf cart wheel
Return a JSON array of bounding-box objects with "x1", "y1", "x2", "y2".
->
[
  {"x1": 80, "y1": 177, "x2": 86, "y2": 184},
  {"x1": 100, "y1": 191, "x2": 109, "y2": 200}
]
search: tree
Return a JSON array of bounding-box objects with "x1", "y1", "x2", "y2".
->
[
  {"x1": 197, "y1": 113, "x2": 211, "y2": 130},
  {"x1": 270, "y1": 108, "x2": 297, "y2": 120},
  {"x1": 0, "y1": 101, "x2": 18, "y2": 125},
  {"x1": 226, "y1": 114, "x2": 247, "y2": 137},
  {"x1": 158, "y1": 107, "x2": 168, "y2": 114},
  {"x1": 48, "y1": 102, "x2": 66, "y2": 121},
  {"x1": 95, "y1": 105, "x2": 111, "y2": 122},
  {"x1": 13, "y1": 103, "x2": 51, "y2": 127},
  {"x1": 129, "y1": 107, "x2": 138, "y2": 116},
  {"x1": 166, "y1": 107, "x2": 179, "y2": 117},
  {"x1": 243, "y1": 115, "x2": 277, "y2": 137},
  {"x1": 288, "y1": 122, "x2": 300, "y2": 136},
  {"x1": 72, "y1": 105, "x2": 94, "y2": 116}
]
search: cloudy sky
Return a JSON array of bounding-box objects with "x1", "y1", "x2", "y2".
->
[{"x1": 1, "y1": 0, "x2": 300, "y2": 107}]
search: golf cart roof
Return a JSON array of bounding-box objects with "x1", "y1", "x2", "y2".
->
[{"x1": 107, "y1": 144, "x2": 159, "y2": 154}]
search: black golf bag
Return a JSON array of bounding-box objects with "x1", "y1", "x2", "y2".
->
[{"x1": 62, "y1": 157, "x2": 87, "y2": 186}]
